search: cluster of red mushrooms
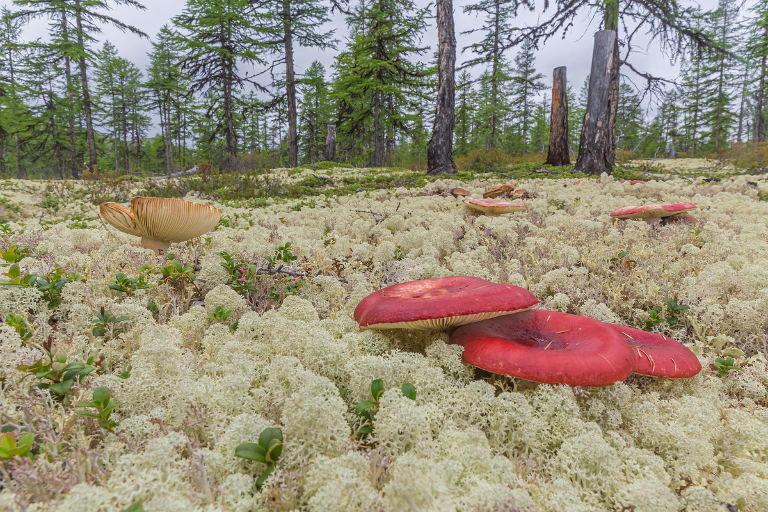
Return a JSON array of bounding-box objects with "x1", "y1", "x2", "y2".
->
[
  {"x1": 354, "y1": 277, "x2": 701, "y2": 387},
  {"x1": 453, "y1": 180, "x2": 699, "y2": 225}
]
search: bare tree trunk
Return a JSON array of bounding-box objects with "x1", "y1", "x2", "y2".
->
[
  {"x1": 61, "y1": 9, "x2": 79, "y2": 179},
  {"x1": 14, "y1": 134, "x2": 21, "y2": 179},
  {"x1": 224, "y1": 71, "x2": 237, "y2": 171},
  {"x1": 75, "y1": 1, "x2": 98, "y2": 175},
  {"x1": 427, "y1": 0, "x2": 457, "y2": 176},
  {"x1": 373, "y1": 88, "x2": 384, "y2": 166},
  {"x1": 324, "y1": 124, "x2": 336, "y2": 162},
  {"x1": 574, "y1": 30, "x2": 618, "y2": 176},
  {"x1": 283, "y1": 0, "x2": 298, "y2": 168},
  {"x1": 756, "y1": 29, "x2": 768, "y2": 148},
  {"x1": 604, "y1": 0, "x2": 619, "y2": 160},
  {"x1": 545, "y1": 66, "x2": 570, "y2": 166}
]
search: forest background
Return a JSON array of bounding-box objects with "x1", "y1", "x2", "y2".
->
[{"x1": 0, "y1": 0, "x2": 765, "y2": 179}]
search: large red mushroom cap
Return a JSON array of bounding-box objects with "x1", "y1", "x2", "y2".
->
[
  {"x1": 450, "y1": 309, "x2": 634, "y2": 387},
  {"x1": 610, "y1": 202, "x2": 697, "y2": 221},
  {"x1": 606, "y1": 324, "x2": 702, "y2": 378},
  {"x1": 354, "y1": 277, "x2": 539, "y2": 330}
]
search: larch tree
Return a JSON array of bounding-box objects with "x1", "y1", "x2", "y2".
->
[
  {"x1": 297, "y1": 61, "x2": 331, "y2": 164},
  {"x1": 509, "y1": 37, "x2": 545, "y2": 152},
  {"x1": 461, "y1": 0, "x2": 531, "y2": 149},
  {"x1": 0, "y1": 7, "x2": 27, "y2": 178},
  {"x1": 331, "y1": 0, "x2": 430, "y2": 167},
  {"x1": 251, "y1": 0, "x2": 337, "y2": 168},
  {"x1": 173, "y1": 0, "x2": 269, "y2": 171},
  {"x1": 454, "y1": 69, "x2": 473, "y2": 157},
  {"x1": 751, "y1": 0, "x2": 768, "y2": 146},
  {"x1": 146, "y1": 25, "x2": 189, "y2": 174}
]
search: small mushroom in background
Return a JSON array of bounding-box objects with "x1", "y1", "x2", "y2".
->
[
  {"x1": 449, "y1": 187, "x2": 471, "y2": 197},
  {"x1": 463, "y1": 198, "x2": 526, "y2": 215},
  {"x1": 100, "y1": 197, "x2": 221, "y2": 256},
  {"x1": 353, "y1": 276, "x2": 539, "y2": 330},
  {"x1": 450, "y1": 309, "x2": 634, "y2": 387},
  {"x1": 606, "y1": 324, "x2": 701, "y2": 378},
  {"x1": 483, "y1": 184, "x2": 515, "y2": 199},
  {"x1": 610, "y1": 202, "x2": 697, "y2": 225},
  {"x1": 618, "y1": 180, "x2": 646, "y2": 184}
]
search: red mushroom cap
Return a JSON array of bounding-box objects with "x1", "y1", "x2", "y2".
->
[
  {"x1": 450, "y1": 309, "x2": 634, "y2": 387},
  {"x1": 606, "y1": 324, "x2": 702, "y2": 378},
  {"x1": 354, "y1": 277, "x2": 539, "y2": 330},
  {"x1": 610, "y1": 202, "x2": 697, "y2": 220}
]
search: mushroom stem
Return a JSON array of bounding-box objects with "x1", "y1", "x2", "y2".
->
[{"x1": 141, "y1": 237, "x2": 171, "y2": 256}]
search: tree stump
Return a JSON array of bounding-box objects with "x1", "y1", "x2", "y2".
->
[
  {"x1": 545, "y1": 66, "x2": 570, "y2": 166},
  {"x1": 574, "y1": 30, "x2": 619, "y2": 176},
  {"x1": 323, "y1": 124, "x2": 336, "y2": 162}
]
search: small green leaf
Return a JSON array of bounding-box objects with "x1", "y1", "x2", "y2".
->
[
  {"x1": 355, "y1": 400, "x2": 378, "y2": 415},
  {"x1": 234, "y1": 442, "x2": 267, "y2": 463},
  {"x1": 122, "y1": 501, "x2": 145, "y2": 512},
  {"x1": 371, "y1": 379, "x2": 384, "y2": 401},
  {"x1": 0, "y1": 433, "x2": 14, "y2": 451},
  {"x1": 75, "y1": 411, "x2": 101, "y2": 419},
  {"x1": 48, "y1": 379, "x2": 74, "y2": 396},
  {"x1": 401, "y1": 383, "x2": 416, "y2": 400}
]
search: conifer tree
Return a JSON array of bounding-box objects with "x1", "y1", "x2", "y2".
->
[
  {"x1": 461, "y1": 0, "x2": 522, "y2": 148},
  {"x1": 173, "y1": 0, "x2": 269, "y2": 171},
  {"x1": 332, "y1": 0, "x2": 430, "y2": 166},
  {"x1": 297, "y1": 61, "x2": 331, "y2": 163},
  {"x1": 454, "y1": 69, "x2": 473, "y2": 157},
  {"x1": 509, "y1": 38, "x2": 545, "y2": 152}
]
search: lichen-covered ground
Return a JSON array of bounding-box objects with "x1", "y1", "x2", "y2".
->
[{"x1": 1, "y1": 168, "x2": 768, "y2": 512}]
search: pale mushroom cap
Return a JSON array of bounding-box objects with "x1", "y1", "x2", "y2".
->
[
  {"x1": 610, "y1": 202, "x2": 697, "y2": 220},
  {"x1": 100, "y1": 197, "x2": 221, "y2": 243},
  {"x1": 463, "y1": 198, "x2": 526, "y2": 214},
  {"x1": 100, "y1": 202, "x2": 140, "y2": 237}
]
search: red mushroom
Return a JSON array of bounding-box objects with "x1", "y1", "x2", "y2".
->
[
  {"x1": 606, "y1": 324, "x2": 701, "y2": 378},
  {"x1": 354, "y1": 277, "x2": 538, "y2": 330},
  {"x1": 610, "y1": 202, "x2": 697, "y2": 223},
  {"x1": 450, "y1": 309, "x2": 634, "y2": 387},
  {"x1": 618, "y1": 180, "x2": 646, "y2": 184}
]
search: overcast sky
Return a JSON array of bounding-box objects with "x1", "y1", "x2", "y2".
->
[{"x1": 3, "y1": 0, "x2": 726, "y2": 127}]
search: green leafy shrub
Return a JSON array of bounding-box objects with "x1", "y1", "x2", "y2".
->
[
  {"x1": 91, "y1": 307, "x2": 130, "y2": 338},
  {"x1": 353, "y1": 379, "x2": 416, "y2": 443},
  {"x1": 0, "y1": 431, "x2": 35, "y2": 460},
  {"x1": 18, "y1": 354, "x2": 95, "y2": 398},
  {"x1": 106, "y1": 272, "x2": 152, "y2": 296},
  {"x1": 6, "y1": 313, "x2": 32, "y2": 340},
  {"x1": 75, "y1": 386, "x2": 118, "y2": 432}
]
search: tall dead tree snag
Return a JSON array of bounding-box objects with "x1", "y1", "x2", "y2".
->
[
  {"x1": 324, "y1": 124, "x2": 336, "y2": 162},
  {"x1": 545, "y1": 66, "x2": 569, "y2": 166},
  {"x1": 427, "y1": 0, "x2": 458, "y2": 176},
  {"x1": 574, "y1": 30, "x2": 619, "y2": 176}
]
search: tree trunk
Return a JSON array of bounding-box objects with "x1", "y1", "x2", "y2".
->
[
  {"x1": 604, "y1": 1, "x2": 619, "y2": 166},
  {"x1": 574, "y1": 30, "x2": 618, "y2": 176},
  {"x1": 283, "y1": 0, "x2": 298, "y2": 168},
  {"x1": 75, "y1": 1, "x2": 98, "y2": 175},
  {"x1": 14, "y1": 134, "x2": 21, "y2": 179},
  {"x1": 224, "y1": 72, "x2": 237, "y2": 171},
  {"x1": 373, "y1": 88, "x2": 384, "y2": 166},
  {"x1": 756, "y1": 29, "x2": 768, "y2": 148},
  {"x1": 545, "y1": 66, "x2": 570, "y2": 166},
  {"x1": 324, "y1": 124, "x2": 336, "y2": 162},
  {"x1": 427, "y1": 0, "x2": 457, "y2": 176},
  {"x1": 61, "y1": 9, "x2": 79, "y2": 179}
]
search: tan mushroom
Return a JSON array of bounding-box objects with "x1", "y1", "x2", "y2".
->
[
  {"x1": 483, "y1": 184, "x2": 515, "y2": 199},
  {"x1": 463, "y1": 197, "x2": 525, "y2": 215},
  {"x1": 100, "y1": 197, "x2": 221, "y2": 256}
]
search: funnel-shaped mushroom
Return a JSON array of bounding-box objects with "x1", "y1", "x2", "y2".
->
[
  {"x1": 450, "y1": 309, "x2": 634, "y2": 386},
  {"x1": 354, "y1": 277, "x2": 538, "y2": 330},
  {"x1": 610, "y1": 202, "x2": 697, "y2": 223},
  {"x1": 483, "y1": 185, "x2": 515, "y2": 199},
  {"x1": 463, "y1": 198, "x2": 525, "y2": 215},
  {"x1": 607, "y1": 324, "x2": 701, "y2": 378},
  {"x1": 100, "y1": 197, "x2": 221, "y2": 255}
]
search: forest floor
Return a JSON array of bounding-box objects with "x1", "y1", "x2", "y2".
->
[{"x1": 0, "y1": 161, "x2": 767, "y2": 512}]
